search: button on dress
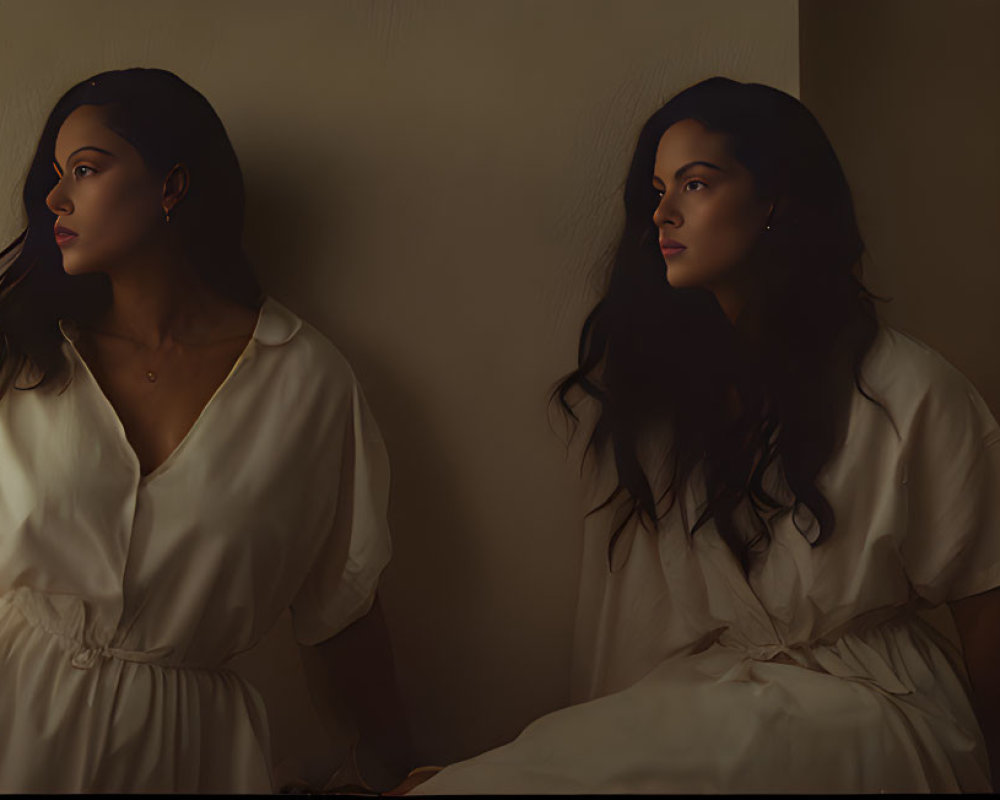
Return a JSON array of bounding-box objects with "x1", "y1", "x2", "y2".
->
[
  {"x1": 414, "y1": 328, "x2": 1000, "y2": 794},
  {"x1": 0, "y1": 297, "x2": 391, "y2": 792}
]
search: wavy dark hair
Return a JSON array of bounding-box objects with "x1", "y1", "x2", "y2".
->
[
  {"x1": 555, "y1": 76, "x2": 884, "y2": 571},
  {"x1": 0, "y1": 67, "x2": 262, "y2": 397}
]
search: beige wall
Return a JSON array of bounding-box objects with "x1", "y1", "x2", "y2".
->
[
  {"x1": 0, "y1": 0, "x2": 798, "y2": 781},
  {"x1": 800, "y1": 0, "x2": 1000, "y2": 416}
]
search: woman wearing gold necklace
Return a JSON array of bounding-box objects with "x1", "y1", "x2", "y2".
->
[{"x1": 0, "y1": 68, "x2": 412, "y2": 792}]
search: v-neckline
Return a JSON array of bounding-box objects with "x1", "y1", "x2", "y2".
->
[{"x1": 61, "y1": 305, "x2": 265, "y2": 485}]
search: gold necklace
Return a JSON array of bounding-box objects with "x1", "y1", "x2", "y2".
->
[
  {"x1": 81, "y1": 326, "x2": 251, "y2": 385},
  {"x1": 78, "y1": 327, "x2": 170, "y2": 385}
]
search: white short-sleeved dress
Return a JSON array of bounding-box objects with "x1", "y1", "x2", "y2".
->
[
  {"x1": 0, "y1": 297, "x2": 391, "y2": 792},
  {"x1": 415, "y1": 328, "x2": 1000, "y2": 794}
]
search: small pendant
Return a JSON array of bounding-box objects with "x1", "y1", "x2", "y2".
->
[{"x1": 146, "y1": 370, "x2": 157, "y2": 383}]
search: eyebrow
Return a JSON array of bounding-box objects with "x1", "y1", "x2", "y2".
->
[
  {"x1": 653, "y1": 160, "x2": 725, "y2": 184},
  {"x1": 54, "y1": 146, "x2": 116, "y2": 171}
]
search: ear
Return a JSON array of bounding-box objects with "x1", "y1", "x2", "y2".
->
[
  {"x1": 161, "y1": 163, "x2": 190, "y2": 215},
  {"x1": 764, "y1": 197, "x2": 783, "y2": 228}
]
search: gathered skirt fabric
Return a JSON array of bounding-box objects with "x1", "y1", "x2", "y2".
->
[
  {"x1": 0, "y1": 592, "x2": 272, "y2": 792},
  {"x1": 415, "y1": 617, "x2": 990, "y2": 794}
]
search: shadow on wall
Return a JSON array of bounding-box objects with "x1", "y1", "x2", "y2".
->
[{"x1": 239, "y1": 146, "x2": 351, "y2": 313}]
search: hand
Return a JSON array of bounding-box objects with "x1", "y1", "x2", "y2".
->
[{"x1": 383, "y1": 766, "x2": 443, "y2": 796}]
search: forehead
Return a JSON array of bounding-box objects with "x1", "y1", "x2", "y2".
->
[
  {"x1": 53, "y1": 104, "x2": 133, "y2": 161},
  {"x1": 653, "y1": 118, "x2": 733, "y2": 169}
]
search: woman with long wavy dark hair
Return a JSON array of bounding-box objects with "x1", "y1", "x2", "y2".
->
[
  {"x1": 404, "y1": 77, "x2": 1000, "y2": 794},
  {"x1": 0, "y1": 68, "x2": 412, "y2": 792}
]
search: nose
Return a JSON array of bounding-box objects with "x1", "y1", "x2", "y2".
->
[
  {"x1": 652, "y1": 191, "x2": 680, "y2": 229},
  {"x1": 45, "y1": 177, "x2": 72, "y2": 216}
]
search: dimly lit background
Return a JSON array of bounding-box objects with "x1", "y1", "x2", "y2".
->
[{"x1": 0, "y1": 0, "x2": 995, "y2": 784}]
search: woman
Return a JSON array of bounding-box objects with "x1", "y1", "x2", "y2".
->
[
  {"x1": 0, "y1": 68, "x2": 412, "y2": 792},
  {"x1": 406, "y1": 77, "x2": 1000, "y2": 793}
]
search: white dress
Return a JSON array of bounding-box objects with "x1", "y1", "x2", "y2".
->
[
  {"x1": 415, "y1": 328, "x2": 1000, "y2": 794},
  {"x1": 0, "y1": 297, "x2": 392, "y2": 792}
]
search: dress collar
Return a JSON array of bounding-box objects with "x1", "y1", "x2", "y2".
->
[{"x1": 252, "y1": 296, "x2": 302, "y2": 346}]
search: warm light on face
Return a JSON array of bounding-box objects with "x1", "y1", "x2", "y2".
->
[
  {"x1": 651, "y1": 119, "x2": 771, "y2": 321},
  {"x1": 46, "y1": 105, "x2": 165, "y2": 277}
]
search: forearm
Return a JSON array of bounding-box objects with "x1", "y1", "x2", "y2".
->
[
  {"x1": 986, "y1": 737, "x2": 999, "y2": 789},
  {"x1": 301, "y1": 597, "x2": 415, "y2": 790},
  {"x1": 977, "y1": 710, "x2": 1000, "y2": 787},
  {"x1": 950, "y1": 588, "x2": 1000, "y2": 787},
  {"x1": 349, "y1": 651, "x2": 413, "y2": 788}
]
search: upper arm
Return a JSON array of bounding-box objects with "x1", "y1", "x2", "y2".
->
[
  {"x1": 950, "y1": 586, "x2": 1000, "y2": 734},
  {"x1": 951, "y1": 586, "x2": 1000, "y2": 669},
  {"x1": 310, "y1": 593, "x2": 388, "y2": 659},
  {"x1": 302, "y1": 595, "x2": 396, "y2": 701}
]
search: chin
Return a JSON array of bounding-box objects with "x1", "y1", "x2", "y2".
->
[
  {"x1": 60, "y1": 259, "x2": 89, "y2": 276},
  {"x1": 60, "y1": 255, "x2": 102, "y2": 277},
  {"x1": 665, "y1": 260, "x2": 731, "y2": 291},
  {"x1": 664, "y1": 265, "x2": 701, "y2": 289},
  {"x1": 60, "y1": 244, "x2": 117, "y2": 277}
]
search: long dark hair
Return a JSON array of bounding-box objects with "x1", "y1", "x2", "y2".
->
[
  {"x1": 555, "y1": 77, "x2": 883, "y2": 571},
  {"x1": 0, "y1": 67, "x2": 262, "y2": 396}
]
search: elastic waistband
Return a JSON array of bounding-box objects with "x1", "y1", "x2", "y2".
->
[{"x1": 1, "y1": 589, "x2": 214, "y2": 672}]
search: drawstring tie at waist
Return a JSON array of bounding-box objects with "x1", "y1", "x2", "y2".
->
[
  {"x1": 2, "y1": 589, "x2": 180, "y2": 671},
  {"x1": 717, "y1": 631, "x2": 914, "y2": 696},
  {"x1": 69, "y1": 643, "x2": 175, "y2": 670}
]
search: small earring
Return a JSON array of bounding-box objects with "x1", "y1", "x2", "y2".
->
[
  {"x1": 164, "y1": 208, "x2": 171, "y2": 224},
  {"x1": 765, "y1": 223, "x2": 771, "y2": 231}
]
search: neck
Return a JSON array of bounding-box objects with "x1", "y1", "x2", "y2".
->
[
  {"x1": 712, "y1": 285, "x2": 744, "y2": 325},
  {"x1": 708, "y1": 255, "x2": 767, "y2": 326},
  {"x1": 94, "y1": 252, "x2": 220, "y2": 349}
]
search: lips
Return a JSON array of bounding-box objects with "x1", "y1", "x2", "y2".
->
[
  {"x1": 54, "y1": 222, "x2": 77, "y2": 247},
  {"x1": 660, "y1": 238, "x2": 686, "y2": 256}
]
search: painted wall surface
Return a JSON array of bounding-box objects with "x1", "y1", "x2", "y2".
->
[
  {"x1": 0, "y1": 0, "x2": 798, "y2": 783},
  {"x1": 800, "y1": 0, "x2": 1000, "y2": 416}
]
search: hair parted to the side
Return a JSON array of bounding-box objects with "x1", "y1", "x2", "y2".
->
[
  {"x1": 0, "y1": 67, "x2": 262, "y2": 398},
  {"x1": 554, "y1": 76, "x2": 886, "y2": 572}
]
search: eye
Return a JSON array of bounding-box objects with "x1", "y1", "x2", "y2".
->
[
  {"x1": 72, "y1": 165, "x2": 96, "y2": 179},
  {"x1": 683, "y1": 179, "x2": 707, "y2": 191},
  {"x1": 652, "y1": 187, "x2": 664, "y2": 200}
]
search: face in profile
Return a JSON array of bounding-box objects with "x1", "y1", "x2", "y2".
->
[
  {"x1": 651, "y1": 118, "x2": 772, "y2": 315},
  {"x1": 46, "y1": 104, "x2": 172, "y2": 276}
]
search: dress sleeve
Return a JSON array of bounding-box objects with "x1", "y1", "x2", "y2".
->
[
  {"x1": 290, "y1": 378, "x2": 392, "y2": 645},
  {"x1": 900, "y1": 366, "x2": 1000, "y2": 605}
]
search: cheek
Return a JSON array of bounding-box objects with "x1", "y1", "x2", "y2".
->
[
  {"x1": 61, "y1": 180, "x2": 161, "y2": 274},
  {"x1": 88, "y1": 180, "x2": 160, "y2": 244},
  {"x1": 699, "y1": 200, "x2": 763, "y2": 263}
]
